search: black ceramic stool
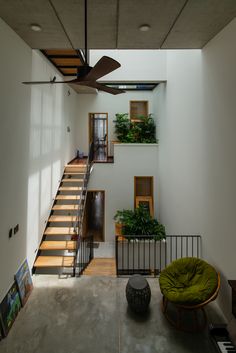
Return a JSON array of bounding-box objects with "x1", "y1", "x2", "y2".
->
[{"x1": 126, "y1": 274, "x2": 151, "y2": 313}]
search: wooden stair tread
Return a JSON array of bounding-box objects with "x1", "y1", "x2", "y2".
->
[
  {"x1": 62, "y1": 179, "x2": 83, "y2": 182},
  {"x1": 64, "y1": 168, "x2": 86, "y2": 173},
  {"x1": 65, "y1": 167, "x2": 86, "y2": 170},
  {"x1": 63, "y1": 172, "x2": 85, "y2": 175},
  {"x1": 40, "y1": 241, "x2": 76, "y2": 250},
  {"x1": 52, "y1": 204, "x2": 80, "y2": 210},
  {"x1": 49, "y1": 215, "x2": 78, "y2": 222},
  {"x1": 44, "y1": 227, "x2": 77, "y2": 235},
  {"x1": 65, "y1": 164, "x2": 86, "y2": 168},
  {"x1": 34, "y1": 256, "x2": 74, "y2": 267},
  {"x1": 59, "y1": 186, "x2": 82, "y2": 191},
  {"x1": 55, "y1": 195, "x2": 80, "y2": 200}
]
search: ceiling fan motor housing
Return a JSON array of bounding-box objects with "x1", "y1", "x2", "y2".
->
[{"x1": 77, "y1": 65, "x2": 92, "y2": 78}]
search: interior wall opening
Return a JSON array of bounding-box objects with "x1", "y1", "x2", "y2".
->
[
  {"x1": 83, "y1": 190, "x2": 105, "y2": 242},
  {"x1": 89, "y1": 113, "x2": 108, "y2": 161}
]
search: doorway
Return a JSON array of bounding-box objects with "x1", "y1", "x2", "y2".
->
[
  {"x1": 89, "y1": 113, "x2": 108, "y2": 161},
  {"x1": 84, "y1": 191, "x2": 105, "y2": 242}
]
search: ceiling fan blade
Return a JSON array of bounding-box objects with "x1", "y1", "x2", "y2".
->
[
  {"x1": 22, "y1": 81, "x2": 61, "y2": 84},
  {"x1": 82, "y1": 81, "x2": 125, "y2": 95},
  {"x1": 84, "y1": 56, "x2": 121, "y2": 81},
  {"x1": 22, "y1": 78, "x2": 80, "y2": 85}
]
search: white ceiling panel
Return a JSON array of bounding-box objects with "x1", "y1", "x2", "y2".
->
[{"x1": 162, "y1": 0, "x2": 236, "y2": 48}]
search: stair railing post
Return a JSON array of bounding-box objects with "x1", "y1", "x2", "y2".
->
[{"x1": 74, "y1": 142, "x2": 94, "y2": 276}]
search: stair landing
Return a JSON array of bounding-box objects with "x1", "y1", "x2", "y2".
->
[{"x1": 83, "y1": 258, "x2": 116, "y2": 277}]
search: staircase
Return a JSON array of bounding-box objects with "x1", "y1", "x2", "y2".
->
[{"x1": 33, "y1": 154, "x2": 94, "y2": 276}]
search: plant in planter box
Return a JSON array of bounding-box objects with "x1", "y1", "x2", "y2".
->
[
  {"x1": 113, "y1": 113, "x2": 131, "y2": 142},
  {"x1": 114, "y1": 205, "x2": 166, "y2": 240},
  {"x1": 113, "y1": 113, "x2": 157, "y2": 143},
  {"x1": 136, "y1": 115, "x2": 157, "y2": 143}
]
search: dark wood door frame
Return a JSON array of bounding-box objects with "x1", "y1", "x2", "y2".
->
[
  {"x1": 86, "y1": 190, "x2": 105, "y2": 242},
  {"x1": 88, "y1": 113, "x2": 108, "y2": 146}
]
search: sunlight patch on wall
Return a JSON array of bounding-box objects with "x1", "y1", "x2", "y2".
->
[
  {"x1": 40, "y1": 165, "x2": 52, "y2": 221},
  {"x1": 27, "y1": 172, "x2": 40, "y2": 267},
  {"x1": 29, "y1": 88, "x2": 43, "y2": 160},
  {"x1": 41, "y1": 90, "x2": 53, "y2": 156},
  {"x1": 53, "y1": 85, "x2": 64, "y2": 151},
  {"x1": 52, "y1": 160, "x2": 61, "y2": 195}
]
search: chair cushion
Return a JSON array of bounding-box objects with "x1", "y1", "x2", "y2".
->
[{"x1": 159, "y1": 257, "x2": 218, "y2": 305}]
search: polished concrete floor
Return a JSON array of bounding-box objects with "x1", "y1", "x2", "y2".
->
[{"x1": 0, "y1": 275, "x2": 223, "y2": 353}]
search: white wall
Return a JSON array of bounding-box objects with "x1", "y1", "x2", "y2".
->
[
  {"x1": 0, "y1": 18, "x2": 77, "y2": 301},
  {"x1": 157, "y1": 19, "x2": 236, "y2": 319},
  {"x1": 90, "y1": 50, "x2": 166, "y2": 82},
  {"x1": 201, "y1": 19, "x2": 236, "y2": 318},
  {"x1": 156, "y1": 50, "x2": 203, "y2": 234},
  {"x1": 76, "y1": 91, "x2": 155, "y2": 154},
  {"x1": 88, "y1": 144, "x2": 158, "y2": 242}
]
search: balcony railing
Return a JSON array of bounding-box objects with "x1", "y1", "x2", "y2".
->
[{"x1": 115, "y1": 235, "x2": 201, "y2": 277}]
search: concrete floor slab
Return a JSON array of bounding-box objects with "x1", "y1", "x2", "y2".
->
[{"x1": 0, "y1": 275, "x2": 223, "y2": 353}]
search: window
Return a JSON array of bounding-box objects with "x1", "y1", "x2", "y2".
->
[
  {"x1": 130, "y1": 101, "x2": 148, "y2": 122},
  {"x1": 134, "y1": 176, "x2": 154, "y2": 216}
]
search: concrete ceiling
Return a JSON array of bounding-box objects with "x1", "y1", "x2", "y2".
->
[{"x1": 0, "y1": 0, "x2": 236, "y2": 50}]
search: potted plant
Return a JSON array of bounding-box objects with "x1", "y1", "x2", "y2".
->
[{"x1": 114, "y1": 205, "x2": 165, "y2": 240}]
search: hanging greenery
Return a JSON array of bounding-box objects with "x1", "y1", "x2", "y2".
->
[{"x1": 113, "y1": 113, "x2": 157, "y2": 143}]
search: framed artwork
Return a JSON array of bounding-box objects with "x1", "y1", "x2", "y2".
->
[
  {"x1": 0, "y1": 283, "x2": 21, "y2": 336},
  {"x1": 15, "y1": 260, "x2": 33, "y2": 307},
  {"x1": 135, "y1": 196, "x2": 154, "y2": 217}
]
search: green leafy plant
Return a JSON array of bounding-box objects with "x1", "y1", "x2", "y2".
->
[
  {"x1": 113, "y1": 113, "x2": 131, "y2": 142},
  {"x1": 113, "y1": 113, "x2": 157, "y2": 143},
  {"x1": 136, "y1": 115, "x2": 157, "y2": 143},
  {"x1": 114, "y1": 205, "x2": 166, "y2": 240}
]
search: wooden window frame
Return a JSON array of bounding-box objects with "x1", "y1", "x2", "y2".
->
[
  {"x1": 130, "y1": 100, "x2": 149, "y2": 122},
  {"x1": 134, "y1": 176, "x2": 154, "y2": 213},
  {"x1": 135, "y1": 196, "x2": 154, "y2": 217}
]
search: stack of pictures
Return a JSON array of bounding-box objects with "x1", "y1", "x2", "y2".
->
[
  {"x1": 0, "y1": 283, "x2": 21, "y2": 336},
  {"x1": 0, "y1": 259, "x2": 33, "y2": 337},
  {"x1": 15, "y1": 260, "x2": 33, "y2": 307}
]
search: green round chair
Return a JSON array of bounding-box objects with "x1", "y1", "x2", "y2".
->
[{"x1": 159, "y1": 257, "x2": 220, "y2": 331}]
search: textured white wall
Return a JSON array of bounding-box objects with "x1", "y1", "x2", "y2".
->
[
  {"x1": 88, "y1": 144, "x2": 159, "y2": 242},
  {"x1": 75, "y1": 91, "x2": 155, "y2": 155},
  {"x1": 156, "y1": 19, "x2": 236, "y2": 319},
  {"x1": 0, "y1": 18, "x2": 77, "y2": 301},
  {"x1": 90, "y1": 50, "x2": 166, "y2": 82}
]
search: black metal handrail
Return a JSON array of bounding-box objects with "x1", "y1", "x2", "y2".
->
[
  {"x1": 76, "y1": 234, "x2": 94, "y2": 276},
  {"x1": 115, "y1": 235, "x2": 201, "y2": 277},
  {"x1": 73, "y1": 143, "x2": 94, "y2": 276}
]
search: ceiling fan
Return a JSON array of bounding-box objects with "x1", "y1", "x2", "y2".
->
[{"x1": 22, "y1": 0, "x2": 125, "y2": 95}]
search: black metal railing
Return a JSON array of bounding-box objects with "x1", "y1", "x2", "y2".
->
[
  {"x1": 115, "y1": 235, "x2": 201, "y2": 277},
  {"x1": 76, "y1": 235, "x2": 94, "y2": 276},
  {"x1": 73, "y1": 143, "x2": 94, "y2": 276}
]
